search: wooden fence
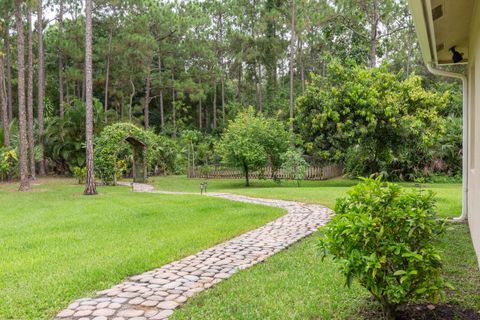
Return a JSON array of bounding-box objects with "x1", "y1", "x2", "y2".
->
[{"x1": 187, "y1": 164, "x2": 343, "y2": 180}]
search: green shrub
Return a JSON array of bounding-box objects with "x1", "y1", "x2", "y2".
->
[
  {"x1": 280, "y1": 148, "x2": 309, "y2": 186},
  {"x1": 0, "y1": 147, "x2": 18, "y2": 181},
  {"x1": 72, "y1": 166, "x2": 87, "y2": 184},
  {"x1": 320, "y1": 177, "x2": 447, "y2": 319}
]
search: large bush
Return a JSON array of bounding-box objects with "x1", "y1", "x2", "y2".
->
[
  {"x1": 296, "y1": 61, "x2": 449, "y2": 180},
  {"x1": 217, "y1": 107, "x2": 290, "y2": 186},
  {"x1": 44, "y1": 98, "x2": 109, "y2": 174},
  {"x1": 320, "y1": 177, "x2": 447, "y2": 319}
]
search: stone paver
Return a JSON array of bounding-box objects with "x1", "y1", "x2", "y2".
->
[{"x1": 55, "y1": 184, "x2": 331, "y2": 319}]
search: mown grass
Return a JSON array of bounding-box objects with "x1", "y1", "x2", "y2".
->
[
  {"x1": 149, "y1": 176, "x2": 478, "y2": 319},
  {"x1": 0, "y1": 178, "x2": 283, "y2": 319},
  {"x1": 171, "y1": 224, "x2": 479, "y2": 320},
  {"x1": 150, "y1": 175, "x2": 462, "y2": 218}
]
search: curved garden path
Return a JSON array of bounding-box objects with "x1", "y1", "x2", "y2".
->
[{"x1": 55, "y1": 183, "x2": 332, "y2": 320}]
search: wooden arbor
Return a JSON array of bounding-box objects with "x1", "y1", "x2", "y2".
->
[
  {"x1": 126, "y1": 137, "x2": 147, "y2": 183},
  {"x1": 95, "y1": 123, "x2": 153, "y2": 185}
]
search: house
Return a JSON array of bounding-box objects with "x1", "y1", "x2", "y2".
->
[{"x1": 407, "y1": 0, "x2": 480, "y2": 267}]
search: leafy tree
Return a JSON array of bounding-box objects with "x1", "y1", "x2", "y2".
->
[
  {"x1": 217, "y1": 108, "x2": 290, "y2": 186},
  {"x1": 296, "y1": 61, "x2": 447, "y2": 180}
]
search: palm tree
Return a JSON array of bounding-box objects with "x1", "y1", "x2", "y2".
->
[
  {"x1": 14, "y1": 0, "x2": 30, "y2": 191},
  {"x1": 84, "y1": 0, "x2": 97, "y2": 195}
]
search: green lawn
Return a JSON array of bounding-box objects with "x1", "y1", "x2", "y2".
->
[
  {"x1": 149, "y1": 176, "x2": 478, "y2": 319},
  {"x1": 150, "y1": 175, "x2": 462, "y2": 218},
  {"x1": 1, "y1": 176, "x2": 476, "y2": 320},
  {"x1": 171, "y1": 224, "x2": 480, "y2": 320},
  {"x1": 0, "y1": 178, "x2": 283, "y2": 319}
]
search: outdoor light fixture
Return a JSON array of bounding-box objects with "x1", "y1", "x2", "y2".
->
[{"x1": 449, "y1": 46, "x2": 463, "y2": 63}]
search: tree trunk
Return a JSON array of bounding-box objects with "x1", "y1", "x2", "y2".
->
[
  {"x1": 198, "y1": 79, "x2": 203, "y2": 129},
  {"x1": 244, "y1": 163, "x2": 250, "y2": 187},
  {"x1": 221, "y1": 76, "x2": 225, "y2": 126},
  {"x1": 4, "y1": 28, "x2": 13, "y2": 123},
  {"x1": 14, "y1": 0, "x2": 30, "y2": 191},
  {"x1": 205, "y1": 93, "x2": 209, "y2": 130},
  {"x1": 129, "y1": 76, "x2": 135, "y2": 121},
  {"x1": 289, "y1": 0, "x2": 296, "y2": 130},
  {"x1": 198, "y1": 98, "x2": 202, "y2": 129},
  {"x1": 172, "y1": 74, "x2": 177, "y2": 138},
  {"x1": 58, "y1": 0, "x2": 64, "y2": 118},
  {"x1": 27, "y1": 6, "x2": 36, "y2": 180},
  {"x1": 298, "y1": 38, "x2": 305, "y2": 95},
  {"x1": 37, "y1": 0, "x2": 46, "y2": 175},
  {"x1": 0, "y1": 54, "x2": 9, "y2": 147},
  {"x1": 380, "y1": 299, "x2": 397, "y2": 320},
  {"x1": 369, "y1": 0, "x2": 378, "y2": 68},
  {"x1": 81, "y1": 69, "x2": 86, "y2": 102},
  {"x1": 84, "y1": 0, "x2": 97, "y2": 195},
  {"x1": 104, "y1": 31, "x2": 112, "y2": 122},
  {"x1": 143, "y1": 70, "x2": 151, "y2": 129},
  {"x1": 256, "y1": 62, "x2": 263, "y2": 112},
  {"x1": 213, "y1": 80, "x2": 217, "y2": 129},
  {"x1": 157, "y1": 55, "x2": 164, "y2": 129},
  {"x1": 219, "y1": 12, "x2": 226, "y2": 126}
]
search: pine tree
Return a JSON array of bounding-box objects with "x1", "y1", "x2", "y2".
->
[
  {"x1": 84, "y1": 0, "x2": 97, "y2": 195},
  {"x1": 14, "y1": 0, "x2": 30, "y2": 191}
]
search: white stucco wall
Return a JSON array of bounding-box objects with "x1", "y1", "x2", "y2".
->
[{"x1": 468, "y1": 1, "x2": 480, "y2": 267}]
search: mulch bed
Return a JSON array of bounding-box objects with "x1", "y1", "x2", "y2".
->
[{"x1": 360, "y1": 303, "x2": 480, "y2": 320}]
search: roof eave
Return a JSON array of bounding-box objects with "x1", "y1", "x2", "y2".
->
[{"x1": 407, "y1": 0, "x2": 436, "y2": 66}]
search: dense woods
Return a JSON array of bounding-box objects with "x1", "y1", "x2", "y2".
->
[{"x1": 0, "y1": 0, "x2": 464, "y2": 190}]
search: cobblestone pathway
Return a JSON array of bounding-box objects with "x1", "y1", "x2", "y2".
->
[{"x1": 55, "y1": 183, "x2": 331, "y2": 320}]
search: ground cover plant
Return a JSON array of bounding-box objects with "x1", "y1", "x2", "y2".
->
[{"x1": 0, "y1": 178, "x2": 283, "y2": 319}]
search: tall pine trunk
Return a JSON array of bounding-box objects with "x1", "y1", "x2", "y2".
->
[
  {"x1": 198, "y1": 80, "x2": 202, "y2": 129},
  {"x1": 104, "y1": 30, "x2": 112, "y2": 122},
  {"x1": 256, "y1": 62, "x2": 263, "y2": 112},
  {"x1": 298, "y1": 38, "x2": 305, "y2": 95},
  {"x1": 219, "y1": 12, "x2": 226, "y2": 126},
  {"x1": 172, "y1": 74, "x2": 177, "y2": 138},
  {"x1": 27, "y1": 6, "x2": 36, "y2": 180},
  {"x1": 143, "y1": 70, "x2": 151, "y2": 129},
  {"x1": 157, "y1": 55, "x2": 164, "y2": 129},
  {"x1": 221, "y1": 76, "x2": 225, "y2": 125},
  {"x1": 289, "y1": 0, "x2": 296, "y2": 130},
  {"x1": 129, "y1": 76, "x2": 135, "y2": 121},
  {"x1": 14, "y1": 0, "x2": 30, "y2": 191},
  {"x1": 37, "y1": 0, "x2": 46, "y2": 175},
  {"x1": 4, "y1": 28, "x2": 13, "y2": 123},
  {"x1": 0, "y1": 54, "x2": 9, "y2": 147},
  {"x1": 58, "y1": 0, "x2": 64, "y2": 118},
  {"x1": 369, "y1": 0, "x2": 378, "y2": 68},
  {"x1": 84, "y1": 0, "x2": 97, "y2": 195},
  {"x1": 213, "y1": 80, "x2": 217, "y2": 129}
]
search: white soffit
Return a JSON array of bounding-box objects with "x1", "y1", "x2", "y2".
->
[{"x1": 430, "y1": 0, "x2": 474, "y2": 64}]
